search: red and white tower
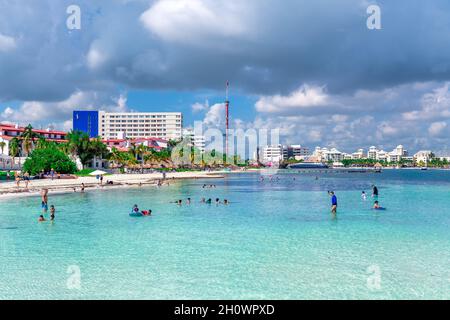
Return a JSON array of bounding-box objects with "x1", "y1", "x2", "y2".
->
[{"x1": 225, "y1": 81, "x2": 230, "y2": 159}]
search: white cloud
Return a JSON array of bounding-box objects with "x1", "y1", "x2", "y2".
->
[
  {"x1": 0, "y1": 90, "x2": 130, "y2": 129},
  {"x1": 428, "y1": 121, "x2": 447, "y2": 136},
  {"x1": 87, "y1": 45, "x2": 107, "y2": 70},
  {"x1": 203, "y1": 103, "x2": 225, "y2": 128},
  {"x1": 192, "y1": 100, "x2": 209, "y2": 113},
  {"x1": 140, "y1": 0, "x2": 251, "y2": 45},
  {"x1": 255, "y1": 85, "x2": 329, "y2": 113},
  {"x1": 0, "y1": 33, "x2": 16, "y2": 52}
]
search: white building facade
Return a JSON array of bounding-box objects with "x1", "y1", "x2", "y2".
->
[{"x1": 99, "y1": 111, "x2": 183, "y2": 141}]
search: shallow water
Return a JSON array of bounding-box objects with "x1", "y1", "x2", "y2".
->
[{"x1": 0, "y1": 170, "x2": 449, "y2": 299}]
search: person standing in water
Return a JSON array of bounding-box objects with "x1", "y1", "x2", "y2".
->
[
  {"x1": 361, "y1": 191, "x2": 367, "y2": 201},
  {"x1": 50, "y1": 205, "x2": 56, "y2": 221},
  {"x1": 329, "y1": 191, "x2": 338, "y2": 214},
  {"x1": 372, "y1": 185, "x2": 379, "y2": 198},
  {"x1": 41, "y1": 188, "x2": 49, "y2": 214}
]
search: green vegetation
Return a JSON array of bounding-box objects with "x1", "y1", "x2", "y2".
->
[
  {"x1": 64, "y1": 131, "x2": 109, "y2": 169},
  {"x1": 74, "y1": 169, "x2": 97, "y2": 176},
  {"x1": 23, "y1": 145, "x2": 77, "y2": 175}
]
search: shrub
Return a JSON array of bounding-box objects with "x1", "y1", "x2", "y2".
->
[{"x1": 23, "y1": 147, "x2": 77, "y2": 175}]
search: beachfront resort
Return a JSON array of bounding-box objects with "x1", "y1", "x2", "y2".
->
[{"x1": 1, "y1": 1, "x2": 450, "y2": 303}]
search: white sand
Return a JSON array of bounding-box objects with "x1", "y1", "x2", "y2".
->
[{"x1": 0, "y1": 171, "x2": 224, "y2": 199}]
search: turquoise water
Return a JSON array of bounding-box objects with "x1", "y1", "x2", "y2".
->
[{"x1": 0, "y1": 170, "x2": 449, "y2": 300}]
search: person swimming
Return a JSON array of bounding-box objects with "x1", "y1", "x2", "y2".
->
[
  {"x1": 215, "y1": 198, "x2": 220, "y2": 205},
  {"x1": 132, "y1": 204, "x2": 140, "y2": 213},
  {"x1": 142, "y1": 210, "x2": 152, "y2": 216},
  {"x1": 206, "y1": 198, "x2": 212, "y2": 204},
  {"x1": 361, "y1": 191, "x2": 367, "y2": 201},
  {"x1": 373, "y1": 201, "x2": 380, "y2": 209},
  {"x1": 373, "y1": 201, "x2": 386, "y2": 210},
  {"x1": 50, "y1": 205, "x2": 55, "y2": 221},
  {"x1": 224, "y1": 199, "x2": 229, "y2": 205},
  {"x1": 38, "y1": 215, "x2": 46, "y2": 222},
  {"x1": 187, "y1": 198, "x2": 191, "y2": 205},
  {"x1": 200, "y1": 198, "x2": 206, "y2": 203}
]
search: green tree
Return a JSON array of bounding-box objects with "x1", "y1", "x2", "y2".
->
[
  {"x1": 0, "y1": 141, "x2": 6, "y2": 155},
  {"x1": 23, "y1": 146, "x2": 77, "y2": 175},
  {"x1": 9, "y1": 138, "x2": 20, "y2": 159},
  {"x1": 64, "y1": 131, "x2": 109, "y2": 168}
]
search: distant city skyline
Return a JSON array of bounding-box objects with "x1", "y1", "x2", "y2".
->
[{"x1": 2, "y1": 1, "x2": 450, "y2": 154}]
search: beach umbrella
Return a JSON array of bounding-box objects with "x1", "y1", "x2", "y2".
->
[{"x1": 89, "y1": 170, "x2": 107, "y2": 176}]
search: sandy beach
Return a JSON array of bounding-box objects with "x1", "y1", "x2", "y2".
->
[{"x1": 0, "y1": 171, "x2": 224, "y2": 199}]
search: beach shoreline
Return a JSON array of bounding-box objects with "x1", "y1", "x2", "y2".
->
[{"x1": 0, "y1": 171, "x2": 225, "y2": 200}]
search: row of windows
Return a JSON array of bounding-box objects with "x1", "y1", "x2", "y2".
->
[{"x1": 102, "y1": 114, "x2": 182, "y2": 119}]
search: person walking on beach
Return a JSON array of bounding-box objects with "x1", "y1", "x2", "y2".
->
[
  {"x1": 6, "y1": 170, "x2": 10, "y2": 181},
  {"x1": 14, "y1": 171, "x2": 18, "y2": 186},
  {"x1": 50, "y1": 168, "x2": 55, "y2": 181},
  {"x1": 24, "y1": 172, "x2": 30, "y2": 189},
  {"x1": 329, "y1": 191, "x2": 338, "y2": 214}
]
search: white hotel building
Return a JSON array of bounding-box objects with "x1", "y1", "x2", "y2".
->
[{"x1": 99, "y1": 111, "x2": 183, "y2": 140}]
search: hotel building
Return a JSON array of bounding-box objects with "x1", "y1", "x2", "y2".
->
[
  {"x1": 0, "y1": 123, "x2": 67, "y2": 156},
  {"x1": 73, "y1": 111, "x2": 183, "y2": 141}
]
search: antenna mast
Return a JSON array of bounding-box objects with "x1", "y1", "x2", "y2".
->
[{"x1": 225, "y1": 81, "x2": 230, "y2": 161}]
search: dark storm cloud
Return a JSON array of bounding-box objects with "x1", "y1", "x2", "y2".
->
[{"x1": 1, "y1": 0, "x2": 450, "y2": 102}]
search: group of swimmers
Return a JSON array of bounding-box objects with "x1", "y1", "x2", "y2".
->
[
  {"x1": 38, "y1": 188, "x2": 56, "y2": 222},
  {"x1": 202, "y1": 184, "x2": 217, "y2": 189},
  {"x1": 328, "y1": 185, "x2": 385, "y2": 214},
  {"x1": 175, "y1": 198, "x2": 229, "y2": 206}
]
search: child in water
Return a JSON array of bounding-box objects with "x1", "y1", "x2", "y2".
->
[
  {"x1": 361, "y1": 191, "x2": 367, "y2": 201},
  {"x1": 50, "y1": 205, "x2": 56, "y2": 221},
  {"x1": 373, "y1": 201, "x2": 381, "y2": 209}
]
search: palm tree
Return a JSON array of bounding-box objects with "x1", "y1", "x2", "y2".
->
[
  {"x1": 0, "y1": 141, "x2": 6, "y2": 155},
  {"x1": 129, "y1": 142, "x2": 138, "y2": 161},
  {"x1": 108, "y1": 147, "x2": 123, "y2": 168},
  {"x1": 136, "y1": 144, "x2": 147, "y2": 165},
  {"x1": 36, "y1": 137, "x2": 51, "y2": 150},
  {"x1": 20, "y1": 124, "x2": 41, "y2": 156},
  {"x1": 9, "y1": 138, "x2": 20, "y2": 166}
]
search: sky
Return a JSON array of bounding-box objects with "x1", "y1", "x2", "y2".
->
[{"x1": 1, "y1": 0, "x2": 450, "y2": 154}]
